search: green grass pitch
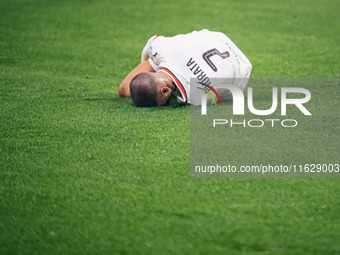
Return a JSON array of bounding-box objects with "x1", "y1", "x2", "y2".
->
[{"x1": 0, "y1": 0, "x2": 339, "y2": 254}]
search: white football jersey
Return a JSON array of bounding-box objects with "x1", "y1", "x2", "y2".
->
[{"x1": 141, "y1": 29, "x2": 252, "y2": 104}]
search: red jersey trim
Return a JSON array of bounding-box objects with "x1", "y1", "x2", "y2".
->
[
  {"x1": 153, "y1": 35, "x2": 163, "y2": 40},
  {"x1": 160, "y1": 67, "x2": 187, "y2": 103}
]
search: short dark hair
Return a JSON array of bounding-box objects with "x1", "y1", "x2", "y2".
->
[{"x1": 130, "y1": 72, "x2": 159, "y2": 107}]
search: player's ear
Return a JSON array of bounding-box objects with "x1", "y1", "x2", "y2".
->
[{"x1": 160, "y1": 86, "x2": 170, "y2": 95}]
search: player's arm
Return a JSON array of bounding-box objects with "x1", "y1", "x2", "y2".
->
[{"x1": 118, "y1": 60, "x2": 155, "y2": 98}]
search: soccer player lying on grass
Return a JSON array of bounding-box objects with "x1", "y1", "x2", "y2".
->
[{"x1": 119, "y1": 29, "x2": 252, "y2": 107}]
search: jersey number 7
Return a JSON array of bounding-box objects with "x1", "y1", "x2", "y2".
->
[{"x1": 202, "y1": 48, "x2": 230, "y2": 72}]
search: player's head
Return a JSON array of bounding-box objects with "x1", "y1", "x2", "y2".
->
[{"x1": 130, "y1": 72, "x2": 173, "y2": 107}]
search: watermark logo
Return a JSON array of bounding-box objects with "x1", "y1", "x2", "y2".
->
[
  {"x1": 198, "y1": 84, "x2": 311, "y2": 116},
  {"x1": 196, "y1": 82, "x2": 222, "y2": 106},
  {"x1": 193, "y1": 79, "x2": 312, "y2": 128},
  {"x1": 190, "y1": 78, "x2": 339, "y2": 178}
]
